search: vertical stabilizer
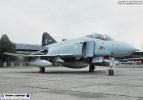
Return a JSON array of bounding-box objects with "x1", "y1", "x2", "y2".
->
[{"x1": 41, "y1": 32, "x2": 57, "y2": 46}]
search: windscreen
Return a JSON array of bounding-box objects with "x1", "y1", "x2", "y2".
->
[{"x1": 86, "y1": 33, "x2": 114, "y2": 41}]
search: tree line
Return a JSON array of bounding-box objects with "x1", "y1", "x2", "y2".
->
[{"x1": 0, "y1": 34, "x2": 16, "y2": 67}]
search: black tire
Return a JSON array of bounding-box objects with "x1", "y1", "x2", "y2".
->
[
  {"x1": 89, "y1": 64, "x2": 95, "y2": 72},
  {"x1": 108, "y1": 69, "x2": 111, "y2": 75},
  {"x1": 110, "y1": 69, "x2": 114, "y2": 76},
  {"x1": 39, "y1": 67, "x2": 45, "y2": 73}
]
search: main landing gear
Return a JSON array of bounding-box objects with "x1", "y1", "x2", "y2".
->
[
  {"x1": 39, "y1": 67, "x2": 45, "y2": 73},
  {"x1": 89, "y1": 63, "x2": 95, "y2": 72}
]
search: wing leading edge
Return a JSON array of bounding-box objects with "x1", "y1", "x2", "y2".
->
[{"x1": 4, "y1": 52, "x2": 74, "y2": 58}]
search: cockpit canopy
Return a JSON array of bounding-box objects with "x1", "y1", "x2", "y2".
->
[{"x1": 86, "y1": 33, "x2": 114, "y2": 41}]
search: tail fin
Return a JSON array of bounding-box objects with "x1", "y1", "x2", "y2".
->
[{"x1": 41, "y1": 32, "x2": 57, "y2": 46}]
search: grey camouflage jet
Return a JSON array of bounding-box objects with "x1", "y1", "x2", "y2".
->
[{"x1": 5, "y1": 32, "x2": 137, "y2": 75}]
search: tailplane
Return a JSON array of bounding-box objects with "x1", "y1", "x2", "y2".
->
[{"x1": 41, "y1": 32, "x2": 57, "y2": 46}]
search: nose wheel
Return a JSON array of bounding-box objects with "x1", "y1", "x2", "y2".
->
[{"x1": 108, "y1": 69, "x2": 114, "y2": 76}]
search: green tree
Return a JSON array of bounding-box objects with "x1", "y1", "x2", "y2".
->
[{"x1": 0, "y1": 34, "x2": 16, "y2": 66}]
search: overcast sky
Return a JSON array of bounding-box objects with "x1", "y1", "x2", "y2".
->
[{"x1": 0, "y1": 0, "x2": 143, "y2": 49}]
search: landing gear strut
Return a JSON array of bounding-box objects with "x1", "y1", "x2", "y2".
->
[
  {"x1": 39, "y1": 67, "x2": 45, "y2": 73},
  {"x1": 89, "y1": 63, "x2": 95, "y2": 72},
  {"x1": 108, "y1": 57, "x2": 115, "y2": 76}
]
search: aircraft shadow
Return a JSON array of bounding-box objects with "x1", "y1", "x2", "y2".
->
[{"x1": 17, "y1": 70, "x2": 107, "y2": 75}]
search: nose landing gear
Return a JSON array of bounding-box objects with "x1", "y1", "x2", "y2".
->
[
  {"x1": 108, "y1": 69, "x2": 114, "y2": 76},
  {"x1": 108, "y1": 57, "x2": 115, "y2": 76}
]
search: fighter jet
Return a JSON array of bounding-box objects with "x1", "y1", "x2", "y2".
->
[{"x1": 5, "y1": 32, "x2": 137, "y2": 75}]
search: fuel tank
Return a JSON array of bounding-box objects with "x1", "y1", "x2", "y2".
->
[
  {"x1": 29, "y1": 59, "x2": 52, "y2": 67},
  {"x1": 60, "y1": 61, "x2": 88, "y2": 69}
]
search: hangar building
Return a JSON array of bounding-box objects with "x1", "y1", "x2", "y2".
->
[
  {"x1": 15, "y1": 43, "x2": 42, "y2": 54},
  {"x1": 2, "y1": 43, "x2": 43, "y2": 66}
]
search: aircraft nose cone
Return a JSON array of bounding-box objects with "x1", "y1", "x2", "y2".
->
[{"x1": 111, "y1": 41, "x2": 136, "y2": 57}]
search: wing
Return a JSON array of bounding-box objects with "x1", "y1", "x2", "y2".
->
[
  {"x1": 4, "y1": 52, "x2": 26, "y2": 57},
  {"x1": 4, "y1": 52, "x2": 74, "y2": 58},
  {"x1": 26, "y1": 54, "x2": 74, "y2": 57}
]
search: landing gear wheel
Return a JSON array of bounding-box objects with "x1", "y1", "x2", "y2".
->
[
  {"x1": 111, "y1": 69, "x2": 114, "y2": 75},
  {"x1": 39, "y1": 67, "x2": 45, "y2": 73},
  {"x1": 89, "y1": 63, "x2": 95, "y2": 72},
  {"x1": 108, "y1": 69, "x2": 114, "y2": 76}
]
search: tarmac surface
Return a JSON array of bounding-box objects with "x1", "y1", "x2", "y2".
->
[{"x1": 0, "y1": 66, "x2": 143, "y2": 100}]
